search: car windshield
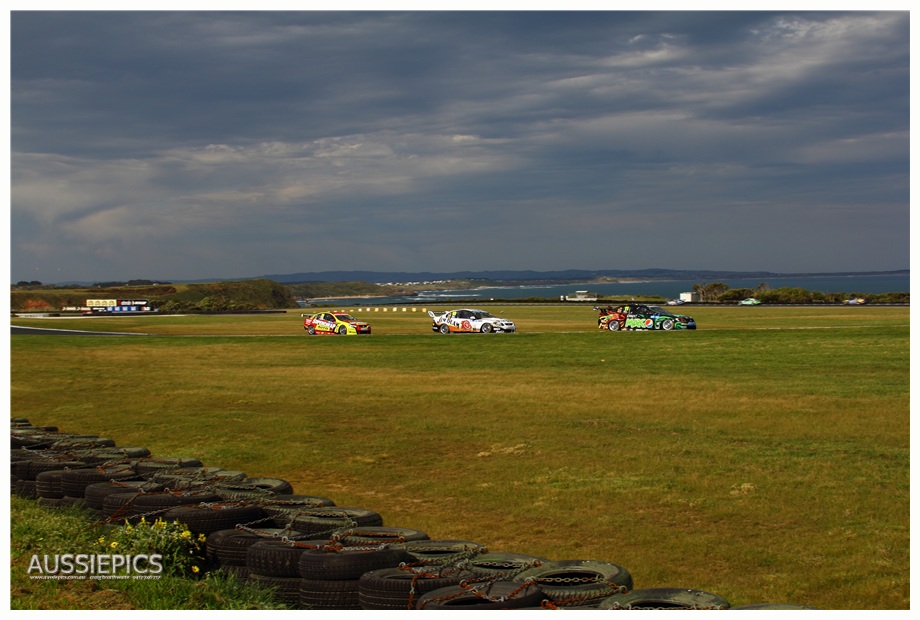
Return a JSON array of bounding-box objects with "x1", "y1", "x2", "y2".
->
[
  {"x1": 470, "y1": 310, "x2": 494, "y2": 319},
  {"x1": 334, "y1": 314, "x2": 358, "y2": 322},
  {"x1": 647, "y1": 306, "x2": 673, "y2": 316}
]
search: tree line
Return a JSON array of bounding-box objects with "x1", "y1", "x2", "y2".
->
[{"x1": 692, "y1": 282, "x2": 908, "y2": 304}]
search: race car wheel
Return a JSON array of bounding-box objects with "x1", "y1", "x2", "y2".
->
[
  {"x1": 337, "y1": 325, "x2": 347, "y2": 335},
  {"x1": 480, "y1": 323, "x2": 493, "y2": 334},
  {"x1": 307, "y1": 326, "x2": 316, "y2": 335},
  {"x1": 439, "y1": 324, "x2": 451, "y2": 335},
  {"x1": 660, "y1": 319, "x2": 674, "y2": 331},
  {"x1": 607, "y1": 321, "x2": 620, "y2": 332}
]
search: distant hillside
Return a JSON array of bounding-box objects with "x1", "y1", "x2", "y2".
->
[
  {"x1": 10, "y1": 279, "x2": 296, "y2": 312},
  {"x1": 251, "y1": 268, "x2": 909, "y2": 285}
]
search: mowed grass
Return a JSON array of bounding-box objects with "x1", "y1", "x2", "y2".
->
[{"x1": 9, "y1": 305, "x2": 910, "y2": 609}]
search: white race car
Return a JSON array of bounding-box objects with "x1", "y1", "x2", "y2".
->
[{"x1": 428, "y1": 309, "x2": 516, "y2": 334}]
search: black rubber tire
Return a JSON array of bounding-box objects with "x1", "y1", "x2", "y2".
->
[
  {"x1": 11, "y1": 433, "x2": 60, "y2": 450},
  {"x1": 291, "y1": 507, "x2": 383, "y2": 538},
  {"x1": 259, "y1": 496, "x2": 338, "y2": 528},
  {"x1": 416, "y1": 580, "x2": 547, "y2": 609},
  {"x1": 297, "y1": 545, "x2": 414, "y2": 581},
  {"x1": 84, "y1": 447, "x2": 151, "y2": 461},
  {"x1": 145, "y1": 466, "x2": 245, "y2": 486},
  {"x1": 439, "y1": 324, "x2": 450, "y2": 335},
  {"x1": 25, "y1": 460, "x2": 90, "y2": 481},
  {"x1": 59, "y1": 465, "x2": 141, "y2": 498},
  {"x1": 480, "y1": 323, "x2": 493, "y2": 333},
  {"x1": 79, "y1": 480, "x2": 166, "y2": 510},
  {"x1": 357, "y1": 566, "x2": 476, "y2": 610},
  {"x1": 206, "y1": 528, "x2": 310, "y2": 568},
  {"x1": 133, "y1": 458, "x2": 204, "y2": 478},
  {"x1": 513, "y1": 560, "x2": 633, "y2": 608},
  {"x1": 128, "y1": 488, "x2": 222, "y2": 510},
  {"x1": 337, "y1": 325, "x2": 347, "y2": 335},
  {"x1": 35, "y1": 470, "x2": 69, "y2": 499},
  {"x1": 246, "y1": 539, "x2": 315, "y2": 578},
  {"x1": 102, "y1": 491, "x2": 148, "y2": 520},
  {"x1": 14, "y1": 479, "x2": 37, "y2": 498},
  {"x1": 162, "y1": 503, "x2": 267, "y2": 536},
  {"x1": 608, "y1": 320, "x2": 621, "y2": 332},
  {"x1": 597, "y1": 587, "x2": 731, "y2": 610},
  {"x1": 394, "y1": 540, "x2": 488, "y2": 566},
  {"x1": 660, "y1": 318, "x2": 675, "y2": 331},
  {"x1": 299, "y1": 577, "x2": 361, "y2": 610},
  {"x1": 102, "y1": 488, "x2": 222, "y2": 522},
  {"x1": 50, "y1": 437, "x2": 117, "y2": 451},
  {"x1": 247, "y1": 573, "x2": 302, "y2": 608},
  {"x1": 333, "y1": 526, "x2": 430, "y2": 546},
  {"x1": 10, "y1": 448, "x2": 38, "y2": 462},
  {"x1": 214, "y1": 477, "x2": 295, "y2": 501},
  {"x1": 463, "y1": 552, "x2": 549, "y2": 579}
]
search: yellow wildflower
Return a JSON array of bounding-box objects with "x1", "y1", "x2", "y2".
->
[
  {"x1": 110, "y1": 542, "x2": 118, "y2": 550},
  {"x1": 191, "y1": 566, "x2": 200, "y2": 574}
]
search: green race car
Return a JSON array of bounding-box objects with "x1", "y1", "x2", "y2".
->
[{"x1": 620, "y1": 304, "x2": 696, "y2": 331}]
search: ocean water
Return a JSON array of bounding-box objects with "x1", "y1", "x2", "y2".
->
[{"x1": 308, "y1": 273, "x2": 909, "y2": 306}]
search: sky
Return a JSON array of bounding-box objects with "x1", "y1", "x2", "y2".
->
[{"x1": 7, "y1": 7, "x2": 912, "y2": 283}]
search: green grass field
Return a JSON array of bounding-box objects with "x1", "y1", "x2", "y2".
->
[{"x1": 9, "y1": 305, "x2": 910, "y2": 609}]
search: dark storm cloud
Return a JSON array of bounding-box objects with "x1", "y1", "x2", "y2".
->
[{"x1": 9, "y1": 10, "x2": 909, "y2": 282}]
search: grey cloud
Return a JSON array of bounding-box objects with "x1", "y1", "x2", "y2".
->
[{"x1": 10, "y1": 11, "x2": 909, "y2": 281}]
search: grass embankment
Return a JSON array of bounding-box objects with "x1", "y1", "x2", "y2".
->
[{"x1": 9, "y1": 306, "x2": 910, "y2": 609}]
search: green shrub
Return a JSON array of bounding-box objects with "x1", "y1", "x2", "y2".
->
[{"x1": 97, "y1": 518, "x2": 207, "y2": 578}]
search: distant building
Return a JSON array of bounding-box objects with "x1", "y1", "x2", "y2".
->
[
  {"x1": 562, "y1": 290, "x2": 598, "y2": 302},
  {"x1": 82, "y1": 299, "x2": 157, "y2": 314},
  {"x1": 679, "y1": 292, "x2": 700, "y2": 303}
]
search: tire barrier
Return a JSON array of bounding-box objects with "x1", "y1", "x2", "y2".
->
[{"x1": 9, "y1": 418, "x2": 818, "y2": 610}]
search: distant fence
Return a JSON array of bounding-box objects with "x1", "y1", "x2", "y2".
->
[{"x1": 303, "y1": 308, "x2": 428, "y2": 314}]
